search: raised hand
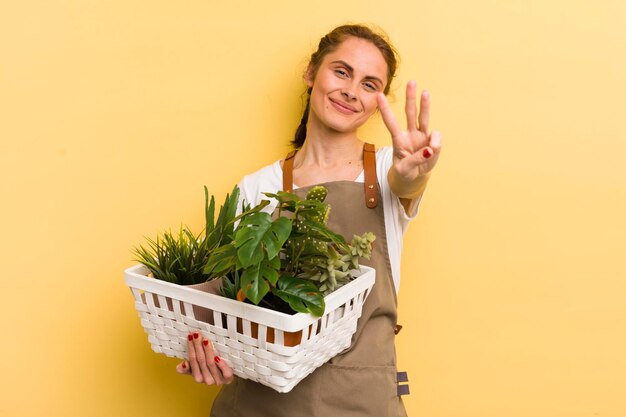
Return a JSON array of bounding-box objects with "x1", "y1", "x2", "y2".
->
[{"x1": 377, "y1": 80, "x2": 442, "y2": 183}]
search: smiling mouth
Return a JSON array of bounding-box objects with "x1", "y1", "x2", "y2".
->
[{"x1": 329, "y1": 98, "x2": 358, "y2": 114}]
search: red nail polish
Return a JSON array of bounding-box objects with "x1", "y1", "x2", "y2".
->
[
  {"x1": 188, "y1": 334, "x2": 193, "y2": 341},
  {"x1": 193, "y1": 332, "x2": 199, "y2": 339},
  {"x1": 423, "y1": 148, "x2": 432, "y2": 159},
  {"x1": 182, "y1": 362, "x2": 187, "y2": 369},
  {"x1": 214, "y1": 356, "x2": 221, "y2": 363},
  {"x1": 203, "y1": 339, "x2": 209, "y2": 346}
]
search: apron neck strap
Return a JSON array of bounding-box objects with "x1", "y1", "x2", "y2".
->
[
  {"x1": 282, "y1": 143, "x2": 379, "y2": 209},
  {"x1": 282, "y1": 149, "x2": 297, "y2": 193},
  {"x1": 363, "y1": 143, "x2": 379, "y2": 208}
]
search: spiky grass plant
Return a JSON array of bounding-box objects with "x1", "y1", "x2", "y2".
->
[
  {"x1": 132, "y1": 185, "x2": 244, "y2": 285},
  {"x1": 133, "y1": 226, "x2": 209, "y2": 285}
]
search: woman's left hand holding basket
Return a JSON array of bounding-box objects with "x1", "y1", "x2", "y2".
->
[{"x1": 176, "y1": 332, "x2": 234, "y2": 386}]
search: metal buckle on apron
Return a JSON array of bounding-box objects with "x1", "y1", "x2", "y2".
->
[{"x1": 397, "y1": 371, "x2": 410, "y2": 396}]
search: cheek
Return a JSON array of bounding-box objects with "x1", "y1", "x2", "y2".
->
[{"x1": 362, "y1": 95, "x2": 379, "y2": 114}]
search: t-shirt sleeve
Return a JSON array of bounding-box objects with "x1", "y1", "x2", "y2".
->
[
  {"x1": 377, "y1": 147, "x2": 423, "y2": 226},
  {"x1": 236, "y1": 161, "x2": 282, "y2": 216},
  {"x1": 236, "y1": 175, "x2": 256, "y2": 216}
]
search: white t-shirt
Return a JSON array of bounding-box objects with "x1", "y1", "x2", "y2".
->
[{"x1": 236, "y1": 146, "x2": 422, "y2": 293}]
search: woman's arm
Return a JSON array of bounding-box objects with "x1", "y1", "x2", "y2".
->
[{"x1": 388, "y1": 169, "x2": 430, "y2": 213}]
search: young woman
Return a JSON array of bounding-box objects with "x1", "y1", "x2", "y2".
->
[{"x1": 176, "y1": 24, "x2": 442, "y2": 416}]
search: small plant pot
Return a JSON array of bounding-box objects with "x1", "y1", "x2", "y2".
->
[{"x1": 140, "y1": 279, "x2": 223, "y2": 324}]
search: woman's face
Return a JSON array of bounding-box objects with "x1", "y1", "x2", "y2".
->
[{"x1": 306, "y1": 37, "x2": 389, "y2": 135}]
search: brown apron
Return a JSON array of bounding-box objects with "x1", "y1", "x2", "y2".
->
[{"x1": 211, "y1": 144, "x2": 408, "y2": 417}]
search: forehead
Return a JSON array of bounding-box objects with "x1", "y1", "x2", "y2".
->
[{"x1": 322, "y1": 37, "x2": 388, "y2": 83}]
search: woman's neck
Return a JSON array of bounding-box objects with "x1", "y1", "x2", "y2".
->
[{"x1": 296, "y1": 121, "x2": 363, "y2": 169}]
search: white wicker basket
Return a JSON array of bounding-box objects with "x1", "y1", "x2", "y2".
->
[{"x1": 125, "y1": 265, "x2": 375, "y2": 393}]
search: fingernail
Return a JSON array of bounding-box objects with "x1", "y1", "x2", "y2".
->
[
  {"x1": 423, "y1": 148, "x2": 432, "y2": 158},
  {"x1": 214, "y1": 356, "x2": 221, "y2": 363},
  {"x1": 193, "y1": 332, "x2": 199, "y2": 339},
  {"x1": 203, "y1": 339, "x2": 209, "y2": 346},
  {"x1": 188, "y1": 334, "x2": 193, "y2": 341},
  {"x1": 182, "y1": 362, "x2": 187, "y2": 369}
]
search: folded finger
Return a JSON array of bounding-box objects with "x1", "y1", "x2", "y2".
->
[{"x1": 429, "y1": 131, "x2": 442, "y2": 152}]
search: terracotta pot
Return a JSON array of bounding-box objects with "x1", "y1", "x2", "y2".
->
[
  {"x1": 237, "y1": 320, "x2": 305, "y2": 347},
  {"x1": 142, "y1": 278, "x2": 223, "y2": 324}
]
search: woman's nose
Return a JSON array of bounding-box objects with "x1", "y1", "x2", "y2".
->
[{"x1": 341, "y1": 89, "x2": 357, "y2": 100}]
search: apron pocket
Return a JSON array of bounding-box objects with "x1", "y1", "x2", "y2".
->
[{"x1": 315, "y1": 363, "x2": 406, "y2": 417}]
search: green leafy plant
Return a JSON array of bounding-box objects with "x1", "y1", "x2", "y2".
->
[{"x1": 203, "y1": 186, "x2": 375, "y2": 316}]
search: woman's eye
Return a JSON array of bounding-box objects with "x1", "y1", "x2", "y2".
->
[
  {"x1": 363, "y1": 82, "x2": 377, "y2": 91},
  {"x1": 335, "y1": 69, "x2": 348, "y2": 78}
]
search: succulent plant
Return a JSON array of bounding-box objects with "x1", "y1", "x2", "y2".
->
[{"x1": 297, "y1": 232, "x2": 376, "y2": 295}]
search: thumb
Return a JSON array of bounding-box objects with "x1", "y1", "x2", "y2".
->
[{"x1": 176, "y1": 360, "x2": 191, "y2": 375}]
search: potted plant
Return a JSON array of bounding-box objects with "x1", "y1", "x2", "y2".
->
[{"x1": 130, "y1": 186, "x2": 243, "y2": 321}]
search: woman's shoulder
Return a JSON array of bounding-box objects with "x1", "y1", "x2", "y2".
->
[
  {"x1": 375, "y1": 145, "x2": 394, "y2": 175},
  {"x1": 375, "y1": 145, "x2": 393, "y2": 160},
  {"x1": 240, "y1": 159, "x2": 281, "y2": 182},
  {"x1": 238, "y1": 159, "x2": 283, "y2": 205}
]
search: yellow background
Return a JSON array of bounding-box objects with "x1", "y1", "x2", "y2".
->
[{"x1": 1, "y1": 1, "x2": 624, "y2": 416}]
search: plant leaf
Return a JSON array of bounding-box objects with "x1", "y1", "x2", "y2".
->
[
  {"x1": 203, "y1": 243, "x2": 238, "y2": 277},
  {"x1": 234, "y1": 213, "x2": 292, "y2": 267},
  {"x1": 204, "y1": 186, "x2": 215, "y2": 239},
  {"x1": 219, "y1": 271, "x2": 240, "y2": 300},
  {"x1": 239, "y1": 256, "x2": 280, "y2": 304},
  {"x1": 272, "y1": 275, "x2": 325, "y2": 317},
  {"x1": 298, "y1": 218, "x2": 349, "y2": 251}
]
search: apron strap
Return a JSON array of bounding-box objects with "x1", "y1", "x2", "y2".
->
[
  {"x1": 282, "y1": 143, "x2": 379, "y2": 208},
  {"x1": 282, "y1": 150, "x2": 297, "y2": 193},
  {"x1": 363, "y1": 143, "x2": 378, "y2": 209}
]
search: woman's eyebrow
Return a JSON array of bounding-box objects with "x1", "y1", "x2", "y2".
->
[{"x1": 330, "y1": 60, "x2": 384, "y2": 85}]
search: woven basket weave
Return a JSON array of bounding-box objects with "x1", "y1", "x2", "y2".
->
[{"x1": 125, "y1": 265, "x2": 375, "y2": 393}]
